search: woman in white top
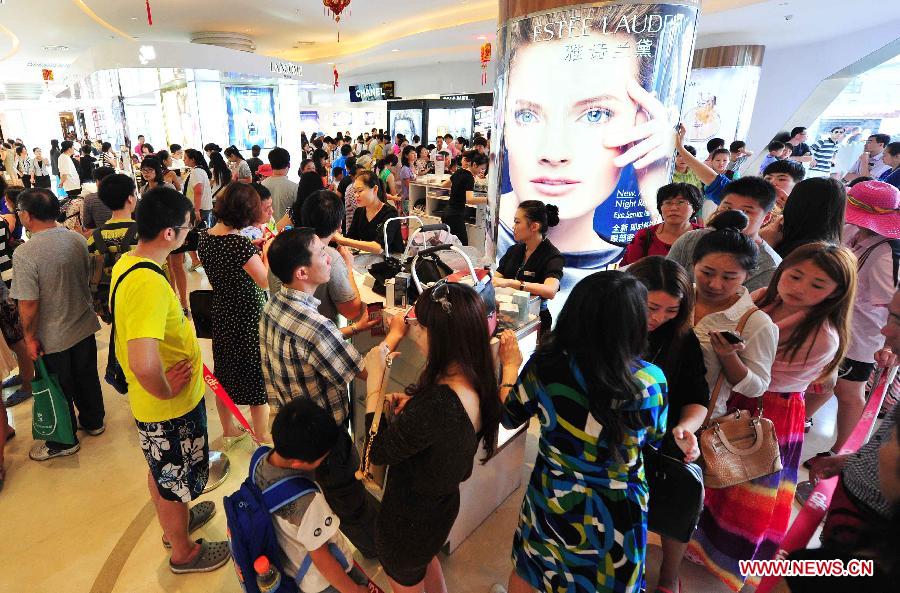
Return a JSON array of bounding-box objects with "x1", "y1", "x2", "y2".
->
[
  {"x1": 690, "y1": 211, "x2": 778, "y2": 420},
  {"x1": 168, "y1": 149, "x2": 214, "y2": 311},
  {"x1": 28, "y1": 148, "x2": 53, "y2": 189}
]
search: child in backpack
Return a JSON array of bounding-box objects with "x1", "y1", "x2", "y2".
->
[
  {"x1": 688, "y1": 242, "x2": 857, "y2": 591},
  {"x1": 804, "y1": 180, "x2": 900, "y2": 458},
  {"x1": 254, "y1": 399, "x2": 369, "y2": 593}
]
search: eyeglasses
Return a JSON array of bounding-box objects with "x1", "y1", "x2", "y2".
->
[
  {"x1": 170, "y1": 225, "x2": 193, "y2": 232},
  {"x1": 662, "y1": 198, "x2": 691, "y2": 208}
]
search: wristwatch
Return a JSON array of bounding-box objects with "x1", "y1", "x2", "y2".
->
[{"x1": 519, "y1": 281, "x2": 526, "y2": 291}]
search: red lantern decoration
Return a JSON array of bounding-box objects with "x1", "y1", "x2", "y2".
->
[
  {"x1": 323, "y1": 0, "x2": 352, "y2": 42},
  {"x1": 333, "y1": 65, "x2": 339, "y2": 93},
  {"x1": 480, "y1": 42, "x2": 492, "y2": 86},
  {"x1": 145, "y1": 0, "x2": 153, "y2": 26}
]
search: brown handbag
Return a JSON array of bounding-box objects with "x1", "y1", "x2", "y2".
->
[{"x1": 698, "y1": 307, "x2": 783, "y2": 489}]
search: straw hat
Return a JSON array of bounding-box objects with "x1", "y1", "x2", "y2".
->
[{"x1": 846, "y1": 180, "x2": 900, "y2": 239}]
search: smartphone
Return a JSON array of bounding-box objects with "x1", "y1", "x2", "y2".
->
[
  {"x1": 718, "y1": 330, "x2": 744, "y2": 344},
  {"x1": 367, "y1": 302, "x2": 386, "y2": 337}
]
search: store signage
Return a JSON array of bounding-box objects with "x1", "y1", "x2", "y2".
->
[
  {"x1": 270, "y1": 61, "x2": 303, "y2": 78},
  {"x1": 441, "y1": 94, "x2": 472, "y2": 101},
  {"x1": 349, "y1": 81, "x2": 395, "y2": 102}
]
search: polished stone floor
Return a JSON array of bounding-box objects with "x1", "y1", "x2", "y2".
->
[{"x1": 0, "y1": 268, "x2": 841, "y2": 593}]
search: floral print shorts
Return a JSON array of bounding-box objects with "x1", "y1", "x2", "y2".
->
[{"x1": 135, "y1": 400, "x2": 209, "y2": 502}]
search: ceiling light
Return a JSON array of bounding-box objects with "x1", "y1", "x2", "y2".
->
[
  {"x1": 391, "y1": 48, "x2": 400, "y2": 52},
  {"x1": 41, "y1": 45, "x2": 69, "y2": 52},
  {"x1": 476, "y1": 35, "x2": 487, "y2": 40},
  {"x1": 131, "y1": 17, "x2": 137, "y2": 20}
]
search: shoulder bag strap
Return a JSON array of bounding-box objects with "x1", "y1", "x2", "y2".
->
[
  {"x1": 701, "y1": 306, "x2": 759, "y2": 427},
  {"x1": 857, "y1": 239, "x2": 890, "y2": 270},
  {"x1": 110, "y1": 262, "x2": 167, "y2": 321},
  {"x1": 358, "y1": 357, "x2": 394, "y2": 479},
  {"x1": 92, "y1": 227, "x2": 110, "y2": 255},
  {"x1": 121, "y1": 224, "x2": 139, "y2": 252}
]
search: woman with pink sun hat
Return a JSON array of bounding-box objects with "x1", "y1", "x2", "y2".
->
[{"x1": 805, "y1": 179, "x2": 900, "y2": 466}]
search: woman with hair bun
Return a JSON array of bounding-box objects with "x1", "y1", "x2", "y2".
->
[{"x1": 494, "y1": 199, "x2": 564, "y2": 335}]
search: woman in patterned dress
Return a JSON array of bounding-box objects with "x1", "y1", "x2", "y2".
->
[
  {"x1": 496, "y1": 271, "x2": 668, "y2": 593},
  {"x1": 197, "y1": 182, "x2": 271, "y2": 445}
]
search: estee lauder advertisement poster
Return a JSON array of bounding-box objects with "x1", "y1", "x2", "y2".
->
[{"x1": 491, "y1": 1, "x2": 699, "y2": 302}]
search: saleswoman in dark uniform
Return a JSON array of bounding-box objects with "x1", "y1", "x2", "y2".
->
[
  {"x1": 336, "y1": 169, "x2": 403, "y2": 255},
  {"x1": 441, "y1": 152, "x2": 488, "y2": 246},
  {"x1": 494, "y1": 200, "x2": 564, "y2": 335}
]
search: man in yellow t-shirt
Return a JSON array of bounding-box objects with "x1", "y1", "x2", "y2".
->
[{"x1": 110, "y1": 186, "x2": 230, "y2": 574}]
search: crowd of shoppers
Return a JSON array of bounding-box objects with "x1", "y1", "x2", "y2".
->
[{"x1": 0, "y1": 121, "x2": 898, "y2": 593}]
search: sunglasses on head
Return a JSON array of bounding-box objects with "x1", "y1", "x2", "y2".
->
[{"x1": 404, "y1": 279, "x2": 453, "y2": 326}]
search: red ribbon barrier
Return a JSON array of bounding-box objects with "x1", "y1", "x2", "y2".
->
[{"x1": 203, "y1": 364, "x2": 259, "y2": 444}]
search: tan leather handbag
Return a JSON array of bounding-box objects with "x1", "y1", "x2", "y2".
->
[
  {"x1": 355, "y1": 355, "x2": 394, "y2": 495},
  {"x1": 698, "y1": 307, "x2": 783, "y2": 489}
]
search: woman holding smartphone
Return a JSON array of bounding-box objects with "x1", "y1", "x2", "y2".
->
[{"x1": 689, "y1": 211, "x2": 778, "y2": 422}]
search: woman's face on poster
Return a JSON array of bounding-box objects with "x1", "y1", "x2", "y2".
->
[{"x1": 505, "y1": 35, "x2": 641, "y2": 222}]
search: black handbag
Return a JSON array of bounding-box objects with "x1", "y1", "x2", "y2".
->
[
  {"x1": 644, "y1": 435, "x2": 704, "y2": 543},
  {"x1": 189, "y1": 289, "x2": 214, "y2": 339}
]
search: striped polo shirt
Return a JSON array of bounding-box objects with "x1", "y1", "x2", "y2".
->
[{"x1": 810, "y1": 138, "x2": 839, "y2": 174}]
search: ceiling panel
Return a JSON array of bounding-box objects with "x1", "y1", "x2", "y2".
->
[{"x1": 0, "y1": 1, "x2": 897, "y2": 83}]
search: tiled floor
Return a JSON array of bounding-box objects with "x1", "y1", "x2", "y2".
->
[{"x1": 0, "y1": 268, "x2": 841, "y2": 593}]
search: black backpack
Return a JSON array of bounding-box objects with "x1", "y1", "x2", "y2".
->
[
  {"x1": 89, "y1": 224, "x2": 139, "y2": 323},
  {"x1": 105, "y1": 261, "x2": 167, "y2": 394}
]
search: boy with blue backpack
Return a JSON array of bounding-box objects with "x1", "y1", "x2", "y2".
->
[{"x1": 226, "y1": 398, "x2": 370, "y2": 593}]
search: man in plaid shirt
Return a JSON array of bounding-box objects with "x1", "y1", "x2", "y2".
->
[{"x1": 260, "y1": 227, "x2": 405, "y2": 558}]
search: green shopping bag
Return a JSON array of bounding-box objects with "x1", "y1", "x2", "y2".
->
[{"x1": 31, "y1": 357, "x2": 76, "y2": 445}]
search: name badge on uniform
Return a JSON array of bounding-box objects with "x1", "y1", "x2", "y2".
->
[{"x1": 523, "y1": 270, "x2": 536, "y2": 277}]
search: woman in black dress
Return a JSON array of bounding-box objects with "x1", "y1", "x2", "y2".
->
[
  {"x1": 440, "y1": 152, "x2": 488, "y2": 246},
  {"x1": 626, "y1": 256, "x2": 708, "y2": 593},
  {"x1": 365, "y1": 281, "x2": 501, "y2": 592},
  {"x1": 494, "y1": 200, "x2": 564, "y2": 336},
  {"x1": 197, "y1": 183, "x2": 271, "y2": 445},
  {"x1": 337, "y1": 170, "x2": 403, "y2": 255}
]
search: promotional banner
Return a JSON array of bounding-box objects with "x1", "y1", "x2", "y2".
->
[
  {"x1": 427, "y1": 108, "x2": 473, "y2": 143},
  {"x1": 491, "y1": 0, "x2": 700, "y2": 302},
  {"x1": 389, "y1": 109, "x2": 423, "y2": 144},
  {"x1": 683, "y1": 65, "x2": 761, "y2": 144},
  {"x1": 225, "y1": 86, "x2": 278, "y2": 150}
]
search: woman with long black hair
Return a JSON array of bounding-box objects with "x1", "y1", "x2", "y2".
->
[
  {"x1": 208, "y1": 151, "x2": 232, "y2": 198},
  {"x1": 365, "y1": 282, "x2": 501, "y2": 593},
  {"x1": 760, "y1": 177, "x2": 846, "y2": 258},
  {"x1": 627, "y1": 256, "x2": 708, "y2": 593},
  {"x1": 496, "y1": 271, "x2": 668, "y2": 593}
]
